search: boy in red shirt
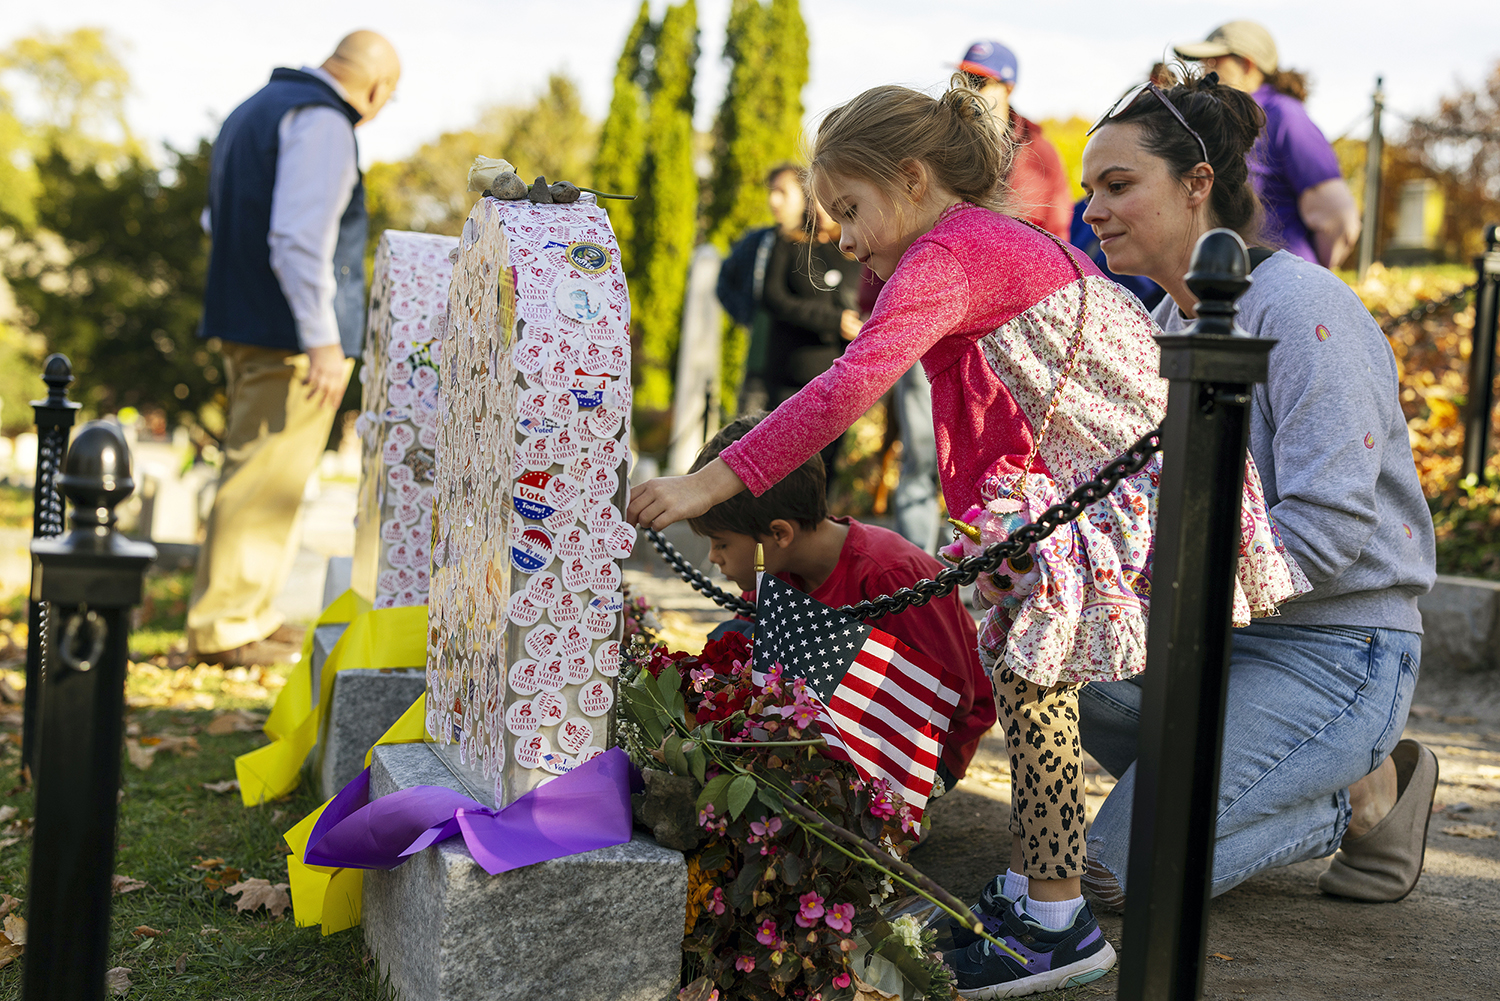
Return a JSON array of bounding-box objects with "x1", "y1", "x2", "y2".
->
[{"x1": 689, "y1": 415, "x2": 996, "y2": 785}]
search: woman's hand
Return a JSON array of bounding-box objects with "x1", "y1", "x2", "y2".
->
[
  {"x1": 627, "y1": 458, "x2": 747, "y2": 531},
  {"x1": 840, "y1": 309, "x2": 864, "y2": 341}
]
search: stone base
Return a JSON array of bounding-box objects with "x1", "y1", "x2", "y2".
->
[
  {"x1": 318, "y1": 669, "x2": 428, "y2": 799},
  {"x1": 1418, "y1": 574, "x2": 1500, "y2": 674},
  {"x1": 363, "y1": 743, "x2": 686, "y2": 1001}
]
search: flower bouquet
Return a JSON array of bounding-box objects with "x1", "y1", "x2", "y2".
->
[{"x1": 618, "y1": 630, "x2": 1013, "y2": 1001}]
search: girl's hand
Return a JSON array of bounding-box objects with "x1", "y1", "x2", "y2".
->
[{"x1": 627, "y1": 458, "x2": 747, "y2": 531}]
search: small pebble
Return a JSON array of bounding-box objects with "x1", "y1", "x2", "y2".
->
[
  {"x1": 528, "y1": 176, "x2": 553, "y2": 204},
  {"x1": 549, "y1": 181, "x2": 580, "y2": 203},
  {"x1": 491, "y1": 173, "x2": 528, "y2": 200}
]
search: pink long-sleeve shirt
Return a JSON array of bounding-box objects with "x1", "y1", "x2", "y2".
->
[{"x1": 721, "y1": 203, "x2": 1166, "y2": 516}]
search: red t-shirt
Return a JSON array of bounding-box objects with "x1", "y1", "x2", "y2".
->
[{"x1": 764, "y1": 518, "x2": 995, "y2": 780}]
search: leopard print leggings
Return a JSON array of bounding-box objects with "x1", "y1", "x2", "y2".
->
[{"x1": 996, "y1": 667, "x2": 1086, "y2": 880}]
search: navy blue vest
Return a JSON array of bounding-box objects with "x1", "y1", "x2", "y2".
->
[{"x1": 201, "y1": 68, "x2": 368, "y2": 356}]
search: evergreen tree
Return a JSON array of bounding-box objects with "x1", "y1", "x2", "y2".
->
[
  {"x1": 631, "y1": 0, "x2": 700, "y2": 413},
  {"x1": 703, "y1": 0, "x2": 809, "y2": 413},
  {"x1": 591, "y1": 2, "x2": 653, "y2": 274}
]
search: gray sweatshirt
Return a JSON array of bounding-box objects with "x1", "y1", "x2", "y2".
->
[{"x1": 1153, "y1": 250, "x2": 1435, "y2": 633}]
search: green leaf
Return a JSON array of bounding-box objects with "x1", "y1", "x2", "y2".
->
[
  {"x1": 698, "y1": 841, "x2": 729, "y2": 872},
  {"x1": 697, "y1": 774, "x2": 734, "y2": 814},
  {"x1": 780, "y1": 850, "x2": 804, "y2": 885},
  {"x1": 726, "y1": 773, "x2": 757, "y2": 819},
  {"x1": 686, "y1": 741, "x2": 708, "y2": 784},
  {"x1": 755, "y1": 784, "x2": 783, "y2": 814},
  {"x1": 656, "y1": 663, "x2": 682, "y2": 695},
  {"x1": 859, "y1": 809, "x2": 883, "y2": 841},
  {"x1": 664, "y1": 737, "x2": 691, "y2": 777}
]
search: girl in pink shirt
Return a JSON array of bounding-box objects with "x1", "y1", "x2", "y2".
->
[{"x1": 628, "y1": 82, "x2": 1305, "y2": 996}]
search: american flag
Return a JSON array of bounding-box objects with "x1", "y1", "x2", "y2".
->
[{"x1": 752, "y1": 572, "x2": 961, "y2": 821}]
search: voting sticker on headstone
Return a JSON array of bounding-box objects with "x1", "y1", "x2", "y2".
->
[
  {"x1": 352, "y1": 230, "x2": 459, "y2": 609},
  {"x1": 428, "y1": 193, "x2": 632, "y2": 806}
]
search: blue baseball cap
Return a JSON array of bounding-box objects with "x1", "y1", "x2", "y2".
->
[{"x1": 957, "y1": 40, "x2": 1018, "y2": 85}]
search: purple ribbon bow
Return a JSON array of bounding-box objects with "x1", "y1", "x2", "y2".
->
[{"x1": 303, "y1": 747, "x2": 635, "y2": 875}]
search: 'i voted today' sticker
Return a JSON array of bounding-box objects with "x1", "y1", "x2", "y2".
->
[
  {"x1": 595, "y1": 640, "x2": 622, "y2": 678},
  {"x1": 512, "y1": 472, "x2": 558, "y2": 521},
  {"x1": 578, "y1": 680, "x2": 615, "y2": 718}
]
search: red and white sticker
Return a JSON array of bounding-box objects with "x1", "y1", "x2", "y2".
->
[
  {"x1": 513, "y1": 339, "x2": 546, "y2": 375},
  {"x1": 557, "y1": 717, "x2": 593, "y2": 755},
  {"x1": 595, "y1": 640, "x2": 621, "y2": 678},
  {"x1": 524, "y1": 625, "x2": 560, "y2": 660},
  {"x1": 506, "y1": 699, "x2": 540, "y2": 735},
  {"x1": 413, "y1": 365, "x2": 439, "y2": 394},
  {"x1": 578, "y1": 680, "x2": 615, "y2": 718},
  {"x1": 583, "y1": 340, "x2": 628, "y2": 377},
  {"x1": 518, "y1": 436, "x2": 553, "y2": 472},
  {"x1": 389, "y1": 382, "x2": 415, "y2": 408},
  {"x1": 576, "y1": 746, "x2": 606, "y2": 764},
  {"x1": 542, "y1": 507, "x2": 577, "y2": 536},
  {"x1": 381, "y1": 519, "x2": 406, "y2": 544},
  {"x1": 549, "y1": 591, "x2": 583, "y2": 627},
  {"x1": 554, "y1": 526, "x2": 590, "y2": 561},
  {"x1": 563, "y1": 651, "x2": 593, "y2": 685},
  {"x1": 560, "y1": 556, "x2": 592, "y2": 592},
  {"x1": 587, "y1": 502, "x2": 623, "y2": 536},
  {"x1": 511, "y1": 526, "x2": 553, "y2": 574},
  {"x1": 395, "y1": 501, "x2": 424, "y2": 526},
  {"x1": 544, "y1": 390, "x2": 578, "y2": 426},
  {"x1": 590, "y1": 436, "x2": 625, "y2": 469},
  {"x1": 507, "y1": 592, "x2": 544, "y2": 628},
  {"x1": 581, "y1": 403, "x2": 623, "y2": 440},
  {"x1": 513, "y1": 732, "x2": 549, "y2": 769},
  {"x1": 590, "y1": 561, "x2": 622, "y2": 594},
  {"x1": 581, "y1": 606, "x2": 615, "y2": 640},
  {"x1": 605, "y1": 523, "x2": 636, "y2": 559},
  {"x1": 539, "y1": 750, "x2": 578, "y2": 775},
  {"x1": 507, "y1": 659, "x2": 542, "y2": 696},
  {"x1": 584, "y1": 465, "x2": 619, "y2": 504},
  {"x1": 523, "y1": 572, "x2": 562, "y2": 608},
  {"x1": 388, "y1": 464, "x2": 414, "y2": 487},
  {"x1": 550, "y1": 427, "x2": 581, "y2": 465},
  {"x1": 553, "y1": 623, "x2": 590, "y2": 660},
  {"x1": 533, "y1": 659, "x2": 566, "y2": 693},
  {"x1": 545, "y1": 473, "x2": 582, "y2": 511},
  {"x1": 387, "y1": 543, "x2": 412, "y2": 568},
  {"x1": 533, "y1": 690, "x2": 567, "y2": 726}
]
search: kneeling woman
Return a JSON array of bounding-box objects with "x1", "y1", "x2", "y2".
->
[{"x1": 1077, "y1": 72, "x2": 1438, "y2": 905}]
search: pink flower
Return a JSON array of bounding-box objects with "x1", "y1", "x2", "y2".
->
[
  {"x1": 832, "y1": 972, "x2": 851, "y2": 989},
  {"x1": 749, "y1": 816, "x2": 782, "y2": 840},
  {"x1": 789, "y1": 703, "x2": 819, "y2": 729},
  {"x1": 824, "y1": 903, "x2": 855, "y2": 933},
  {"x1": 868, "y1": 780, "x2": 897, "y2": 820},
  {"x1": 697, "y1": 805, "x2": 716, "y2": 828},
  {"x1": 755, "y1": 919, "x2": 779, "y2": 946},
  {"x1": 795, "y1": 891, "x2": 825, "y2": 927},
  {"x1": 735, "y1": 955, "x2": 755, "y2": 973},
  {"x1": 761, "y1": 664, "x2": 783, "y2": 696},
  {"x1": 791, "y1": 678, "x2": 810, "y2": 701},
  {"x1": 690, "y1": 666, "x2": 714, "y2": 692},
  {"x1": 707, "y1": 887, "x2": 726, "y2": 916}
]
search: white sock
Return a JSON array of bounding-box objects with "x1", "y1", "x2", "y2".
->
[
  {"x1": 1003, "y1": 869, "x2": 1028, "y2": 902},
  {"x1": 1022, "y1": 894, "x2": 1085, "y2": 931}
]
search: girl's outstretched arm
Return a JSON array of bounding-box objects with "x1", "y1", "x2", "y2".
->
[{"x1": 627, "y1": 458, "x2": 746, "y2": 531}]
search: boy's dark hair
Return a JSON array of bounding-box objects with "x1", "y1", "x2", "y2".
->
[{"x1": 687, "y1": 413, "x2": 827, "y2": 538}]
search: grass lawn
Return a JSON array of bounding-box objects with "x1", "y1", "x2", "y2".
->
[{"x1": 0, "y1": 583, "x2": 385, "y2": 998}]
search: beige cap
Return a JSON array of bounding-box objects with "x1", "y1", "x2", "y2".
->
[{"x1": 1174, "y1": 20, "x2": 1279, "y2": 73}]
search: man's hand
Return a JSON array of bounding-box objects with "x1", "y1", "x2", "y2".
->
[
  {"x1": 840, "y1": 309, "x2": 864, "y2": 341},
  {"x1": 304, "y1": 344, "x2": 348, "y2": 408},
  {"x1": 627, "y1": 458, "x2": 747, "y2": 531}
]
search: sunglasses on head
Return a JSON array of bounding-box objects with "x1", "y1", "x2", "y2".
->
[{"x1": 1088, "y1": 81, "x2": 1209, "y2": 165}]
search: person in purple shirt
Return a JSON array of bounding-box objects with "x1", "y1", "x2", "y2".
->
[{"x1": 1175, "y1": 20, "x2": 1361, "y2": 268}]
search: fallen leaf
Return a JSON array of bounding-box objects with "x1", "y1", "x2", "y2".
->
[
  {"x1": 175, "y1": 951, "x2": 188, "y2": 975},
  {"x1": 1408, "y1": 704, "x2": 1441, "y2": 719},
  {"x1": 202, "y1": 867, "x2": 242, "y2": 892},
  {"x1": 131, "y1": 925, "x2": 161, "y2": 938},
  {"x1": 206, "y1": 709, "x2": 264, "y2": 735},
  {"x1": 199, "y1": 926, "x2": 219, "y2": 936},
  {"x1": 852, "y1": 972, "x2": 901, "y2": 1000},
  {"x1": 1442, "y1": 823, "x2": 1498, "y2": 839},
  {"x1": 0, "y1": 942, "x2": 19, "y2": 971},
  {"x1": 112, "y1": 875, "x2": 147, "y2": 894},
  {"x1": 105, "y1": 966, "x2": 131, "y2": 995},
  {"x1": 125, "y1": 740, "x2": 156, "y2": 771},
  {"x1": 1442, "y1": 714, "x2": 1479, "y2": 726},
  {"x1": 191, "y1": 857, "x2": 225, "y2": 870},
  {"x1": 201, "y1": 780, "x2": 239, "y2": 794},
  {"x1": 0, "y1": 838, "x2": 18, "y2": 850},
  {"x1": 0, "y1": 677, "x2": 20, "y2": 704},
  {"x1": 224, "y1": 878, "x2": 291, "y2": 917},
  {"x1": 0, "y1": 894, "x2": 18, "y2": 918},
  {"x1": 1210, "y1": 952, "x2": 1234, "y2": 961},
  {"x1": 4, "y1": 913, "x2": 25, "y2": 946},
  {"x1": 0, "y1": 807, "x2": 16, "y2": 824},
  {"x1": 154, "y1": 734, "x2": 199, "y2": 755}
]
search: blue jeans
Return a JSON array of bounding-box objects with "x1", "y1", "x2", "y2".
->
[{"x1": 1080, "y1": 622, "x2": 1420, "y2": 898}]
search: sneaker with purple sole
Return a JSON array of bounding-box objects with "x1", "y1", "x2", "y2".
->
[{"x1": 944, "y1": 899, "x2": 1116, "y2": 999}]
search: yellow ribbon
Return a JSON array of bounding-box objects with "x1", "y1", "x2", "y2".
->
[
  {"x1": 285, "y1": 690, "x2": 434, "y2": 933},
  {"x1": 235, "y1": 591, "x2": 427, "y2": 805}
]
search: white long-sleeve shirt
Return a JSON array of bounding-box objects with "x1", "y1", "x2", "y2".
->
[{"x1": 202, "y1": 66, "x2": 359, "y2": 352}]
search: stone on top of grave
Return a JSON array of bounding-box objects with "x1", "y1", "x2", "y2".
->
[
  {"x1": 350, "y1": 230, "x2": 459, "y2": 611},
  {"x1": 362, "y1": 742, "x2": 685, "y2": 1001},
  {"x1": 427, "y1": 182, "x2": 633, "y2": 809},
  {"x1": 317, "y1": 668, "x2": 428, "y2": 800}
]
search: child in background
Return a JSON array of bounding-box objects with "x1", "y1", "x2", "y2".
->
[
  {"x1": 688, "y1": 414, "x2": 996, "y2": 785},
  {"x1": 628, "y1": 82, "x2": 1306, "y2": 997}
]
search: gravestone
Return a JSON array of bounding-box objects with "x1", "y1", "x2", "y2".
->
[
  {"x1": 665, "y1": 244, "x2": 723, "y2": 474},
  {"x1": 427, "y1": 192, "x2": 633, "y2": 807}
]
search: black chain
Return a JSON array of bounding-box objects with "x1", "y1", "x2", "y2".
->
[
  {"x1": 1378, "y1": 283, "x2": 1477, "y2": 334},
  {"x1": 646, "y1": 425, "x2": 1163, "y2": 623}
]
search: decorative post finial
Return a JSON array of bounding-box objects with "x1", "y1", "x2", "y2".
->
[
  {"x1": 1183, "y1": 229, "x2": 1252, "y2": 337},
  {"x1": 56, "y1": 422, "x2": 135, "y2": 534},
  {"x1": 755, "y1": 543, "x2": 764, "y2": 575},
  {"x1": 41, "y1": 354, "x2": 74, "y2": 408}
]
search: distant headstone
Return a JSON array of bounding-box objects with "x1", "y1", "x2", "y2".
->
[{"x1": 665, "y1": 244, "x2": 723, "y2": 474}]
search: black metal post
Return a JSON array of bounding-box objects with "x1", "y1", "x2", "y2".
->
[
  {"x1": 23, "y1": 354, "x2": 81, "y2": 772},
  {"x1": 23, "y1": 422, "x2": 155, "y2": 1001},
  {"x1": 1356, "y1": 77, "x2": 1384, "y2": 282},
  {"x1": 1117, "y1": 230, "x2": 1273, "y2": 1001},
  {"x1": 1461, "y1": 224, "x2": 1500, "y2": 480}
]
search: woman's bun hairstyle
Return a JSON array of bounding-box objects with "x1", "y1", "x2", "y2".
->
[
  {"x1": 1107, "y1": 66, "x2": 1269, "y2": 243},
  {"x1": 809, "y1": 81, "x2": 1011, "y2": 214}
]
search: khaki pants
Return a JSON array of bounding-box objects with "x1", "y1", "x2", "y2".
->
[{"x1": 187, "y1": 342, "x2": 351, "y2": 654}]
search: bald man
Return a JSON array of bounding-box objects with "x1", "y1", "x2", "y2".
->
[{"x1": 191, "y1": 31, "x2": 400, "y2": 663}]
